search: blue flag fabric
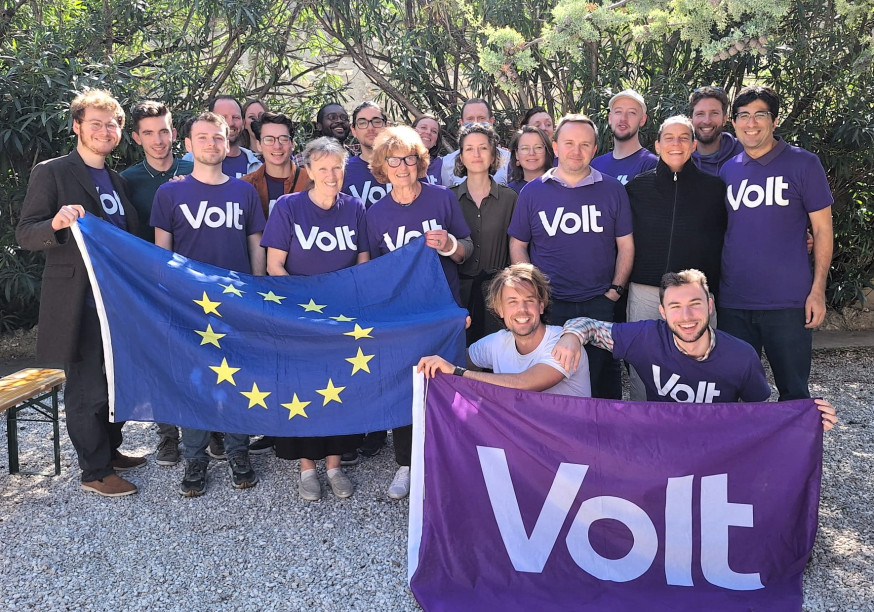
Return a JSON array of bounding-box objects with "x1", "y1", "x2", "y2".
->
[
  {"x1": 409, "y1": 374, "x2": 823, "y2": 612},
  {"x1": 72, "y1": 214, "x2": 466, "y2": 436}
]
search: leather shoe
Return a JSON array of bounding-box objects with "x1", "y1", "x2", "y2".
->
[
  {"x1": 81, "y1": 474, "x2": 138, "y2": 497},
  {"x1": 111, "y1": 452, "x2": 147, "y2": 472}
]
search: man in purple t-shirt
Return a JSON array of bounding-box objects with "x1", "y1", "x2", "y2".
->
[
  {"x1": 717, "y1": 86, "x2": 833, "y2": 402},
  {"x1": 590, "y1": 89, "x2": 658, "y2": 185},
  {"x1": 342, "y1": 101, "x2": 391, "y2": 208},
  {"x1": 182, "y1": 95, "x2": 262, "y2": 178},
  {"x1": 551, "y1": 269, "x2": 838, "y2": 432},
  {"x1": 508, "y1": 114, "x2": 634, "y2": 400},
  {"x1": 688, "y1": 86, "x2": 744, "y2": 176},
  {"x1": 151, "y1": 111, "x2": 267, "y2": 498}
]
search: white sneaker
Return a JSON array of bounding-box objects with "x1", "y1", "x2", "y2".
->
[{"x1": 388, "y1": 466, "x2": 411, "y2": 500}]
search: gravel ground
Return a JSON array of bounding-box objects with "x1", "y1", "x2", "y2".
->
[{"x1": 0, "y1": 347, "x2": 872, "y2": 611}]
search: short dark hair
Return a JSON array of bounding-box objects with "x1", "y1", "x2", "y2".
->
[
  {"x1": 352, "y1": 101, "x2": 385, "y2": 124},
  {"x1": 251, "y1": 111, "x2": 293, "y2": 140},
  {"x1": 130, "y1": 100, "x2": 170, "y2": 133},
  {"x1": 486, "y1": 263, "x2": 551, "y2": 325},
  {"x1": 732, "y1": 85, "x2": 780, "y2": 119},
  {"x1": 453, "y1": 123, "x2": 501, "y2": 177},
  {"x1": 316, "y1": 103, "x2": 347, "y2": 125},
  {"x1": 519, "y1": 106, "x2": 549, "y2": 128},
  {"x1": 659, "y1": 269, "x2": 711, "y2": 304},
  {"x1": 242, "y1": 99, "x2": 267, "y2": 119},
  {"x1": 207, "y1": 94, "x2": 241, "y2": 113},
  {"x1": 461, "y1": 98, "x2": 492, "y2": 120},
  {"x1": 508, "y1": 126, "x2": 554, "y2": 183},
  {"x1": 689, "y1": 86, "x2": 729, "y2": 115}
]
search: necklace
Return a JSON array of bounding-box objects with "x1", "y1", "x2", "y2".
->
[
  {"x1": 393, "y1": 184, "x2": 421, "y2": 206},
  {"x1": 142, "y1": 159, "x2": 180, "y2": 179}
]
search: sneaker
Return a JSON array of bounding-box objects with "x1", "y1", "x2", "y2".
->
[
  {"x1": 180, "y1": 459, "x2": 209, "y2": 497},
  {"x1": 360, "y1": 431, "x2": 386, "y2": 457},
  {"x1": 340, "y1": 450, "x2": 359, "y2": 466},
  {"x1": 248, "y1": 436, "x2": 275, "y2": 455},
  {"x1": 110, "y1": 452, "x2": 147, "y2": 472},
  {"x1": 207, "y1": 432, "x2": 226, "y2": 460},
  {"x1": 155, "y1": 437, "x2": 180, "y2": 466},
  {"x1": 299, "y1": 471, "x2": 322, "y2": 501},
  {"x1": 81, "y1": 474, "x2": 138, "y2": 497},
  {"x1": 228, "y1": 453, "x2": 258, "y2": 489},
  {"x1": 327, "y1": 470, "x2": 354, "y2": 498},
  {"x1": 388, "y1": 466, "x2": 411, "y2": 500}
]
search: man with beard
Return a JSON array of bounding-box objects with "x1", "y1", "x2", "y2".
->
[
  {"x1": 590, "y1": 89, "x2": 658, "y2": 185},
  {"x1": 417, "y1": 263, "x2": 591, "y2": 398},
  {"x1": 342, "y1": 101, "x2": 391, "y2": 208},
  {"x1": 551, "y1": 270, "x2": 837, "y2": 433},
  {"x1": 689, "y1": 86, "x2": 743, "y2": 175},
  {"x1": 184, "y1": 95, "x2": 262, "y2": 178},
  {"x1": 315, "y1": 103, "x2": 352, "y2": 144}
]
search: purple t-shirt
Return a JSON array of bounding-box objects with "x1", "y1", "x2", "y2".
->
[
  {"x1": 222, "y1": 153, "x2": 250, "y2": 179},
  {"x1": 260, "y1": 191, "x2": 368, "y2": 276},
  {"x1": 612, "y1": 319, "x2": 771, "y2": 403},
  {"x1": 265, "y1": 174, "x2": 286, "y2": 216},
  {"x1": 342, "y1": 155, "x2": 392, "y2": 209},
  {"x1": 422, "y1": 156, "x2": 443, "y2": 186},
  {"x1": 718, "y1": 139, "x2": 833, "y2": 309},
  {"x1": 507, "y1": 179, "x2": 527, "y2": 194},
  {"x1": 590, "y1": 148, "x2": 658, "y2": 185},
  {"x1": 87, "y1": 166, "x2": 127, "y2": 230},
  {"x1": 151, "y1": 175, "x2": 266, "y2": 273},
  {"x1": 507, "y1": 170, "x2": 633, "y2": 301},
  {"x1": 366, "y1": 183, "x2": 471, "y2": 304}
]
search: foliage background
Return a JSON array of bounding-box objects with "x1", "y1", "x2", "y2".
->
[{"x1": 1, "y1": 0, "x2": 872, "y2": 330}]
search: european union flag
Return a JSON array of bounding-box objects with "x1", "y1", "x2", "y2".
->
[{"x1": 72, "y1": 214, "x2": 467, "y2": 436}]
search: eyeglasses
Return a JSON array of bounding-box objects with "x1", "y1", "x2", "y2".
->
[
  {"x1": 354, "y1": 117, "x2": 386, "y2": 129},
  {"x1": 325, "y1": 113, "x2": 349, "y2": 123},
  {"x1": 261, "y1": 135, "x2": 292, "y2": 145},
  {"x1": 734, "y1": 110, "x2": 772, "y2": 123},
  {"x1": 385, "y1": 154, "x2": 419, "y2": 168},
  {"x1": 83, "y1": 120, "x2": 121, "y2": 132},
  {"x1": 518, "y1": 145, "x2": 545, "y2": 154}
]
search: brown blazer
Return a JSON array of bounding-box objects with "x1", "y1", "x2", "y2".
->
[
  {"x1": 241, "y1": 163, "x2": 311, "y2": 219},
  {"x1": 16, "y1": 149, "x2": 139, "y2": 364}
]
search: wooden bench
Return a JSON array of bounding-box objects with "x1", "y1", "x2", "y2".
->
[{"x1": 0, "y1": 368, "x2": 65, "y2": 476}]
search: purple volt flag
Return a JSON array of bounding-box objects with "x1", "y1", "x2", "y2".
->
[{"x1": 408, "y1": 375, "x2": 823, "y2": 612}]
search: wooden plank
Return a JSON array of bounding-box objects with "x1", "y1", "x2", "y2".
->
[{"x1": 0, "y1": 368, "x2": 66, "y2": 413}]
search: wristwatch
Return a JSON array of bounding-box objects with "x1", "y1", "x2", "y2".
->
[
  {"x1": 609, "y1": 284, "x2": 625, "y2": 297},
  {"x1": 453, "y1": 366, "x2": 467, "y2": 377}
]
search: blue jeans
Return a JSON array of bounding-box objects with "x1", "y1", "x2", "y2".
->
[
  {"x1": 552, "y1": 295, "x2": 622, "y2": 400},
  {"x1": 718, "y1": 307, "x2": 811, "y2": 401},
  {"x1": 182, "y1": 428, "x2": 249, "y2": 461}
]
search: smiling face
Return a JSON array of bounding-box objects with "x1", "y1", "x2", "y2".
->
[
  {"x1": 185, "y1": 119, "x2": 229, "y2": 167},
  {"x1": 383, "y1": 145, "x2": 419, "y2": 189},
  {"x1": 655, "y1": 121, "x2": 696, "y2": 172},
  {"x1": 659, "y1": 282, "x2": 713, "y2": 347},
  {"x1": 132, "y1": 114, "x2": 175, "y2": 166},
  {"x1": 414, "y1": 118, "x2": 440, "y2": 149},
  {"x1": 515, "y1": 132, "x2": 548, "y2": 174},
  {"x1": 690, "y1": 97, "x2": 727, "y2": 146},
  {"x1": 319, "y1": 104, "x2": 350, "y2": 141},
  {"x1": 307, "y1": 152, "x2": 345, "y2": 200},
  {"x1": 213, "y1": 98, "x2": 243, "y2": 145},
  {"x1": 73, "y1": 107, "x2": 122, "y2": 159},
  {"x1": 244, "y1": 103, "x2": 266, "y2": 131},
  {"x1": 608, "y1": 98, "x2": 646, "y2": 142},
  {"x1": 459, "y1": 132, "x2": 493, "y2": 176},
  {"x1": 259, "y1": 122, "x2": 292, "y2": 172},
  {"x1": 526, "y1": 112, "x2": 554, "y2": 138},
  {"x1": 495, "y1": 282, "x2": 545, "y2": 339},
  {"x1": 351, "y1": 106, "x2": 386, "y2": 150},
  {"x1": 554, "y1": 121, "x2": 597, "y2": 176},
  {"x1": 732, "y1": 99, "x2": 778, "y2": 158}
]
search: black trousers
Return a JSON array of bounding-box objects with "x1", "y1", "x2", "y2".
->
[{"x1": 64, "y1": 307, "x2": 124, "y2": 482}]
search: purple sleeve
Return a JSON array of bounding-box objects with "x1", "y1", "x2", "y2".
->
[
  {"x1": 801, "y1": 155, "x2": 834, "y2": 213},
  {"x1": 149, "y1": 186, "x2": 172, "y2": 232},
  {"x1": 613, "y1": 186, "x2": 633, "y2": 237},
  {"x1": 244, "y1": 184, "x2": 266, "y2": 234},
  {"x1": 445, "y1": 190, "x2": 471, "y2": 239},
  {"x1": 507, "y1": 189, "x2": 532, "y2": 242},
  {"x1": 365, "y1": 206, "x2": 383, "y2": 259},
  {"x1": 355, "y1": 201, "x2": 370, "y2": 254},
  {"x1": 739, "y1": 352, "x2": 772, "y2": 402}
]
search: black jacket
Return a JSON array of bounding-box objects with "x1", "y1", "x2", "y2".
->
[{"x1": 625, "y1": 159, "x2": 726, "y2": 294}]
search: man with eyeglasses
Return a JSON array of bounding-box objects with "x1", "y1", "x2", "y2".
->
[
  {"x1": 688, "y1": 86, "x2": 743, "y2": 175},
  {"x1": 184, "y1": 95, "x2": 262, "y2": 178},
  {"x1": 342, "y1": 101, "x2": 392, "y2": 208},
  {"x1": 315, "y1": 103, "x2": 352, "y2": 144},
  {"x1": 717, "y1": 85, "x2": 833, "y2": 402},
  {"x1": 440, "y1": 98, "x2": 512, "y2": 187},
  {"x1": 17, "y1": 89, "x2": 146, "y2": 497},
  {"x1": 242, "y1": 112, "x2": 310, "y2": 220},
  {"x1": 591, "y1": 89, "x2": 658, "y2": 185}
]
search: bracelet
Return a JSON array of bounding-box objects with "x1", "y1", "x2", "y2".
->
[
  {"x1": 453, "y1": 365, "x2": 467, "y2": 377},
  {"x1": 437, "y1": 233, "x2": 458, "y2": 257}
]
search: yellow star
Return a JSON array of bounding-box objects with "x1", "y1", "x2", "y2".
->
[
  {"x1": 346, "y1": 347, "x2": 375, "y2": 375},
  {"x1": 194, "y1": 324, "x2": 226, "y2": 347},
  {"x1": 259, "y1": 290, "x2": 286, "y2": 304},
  {"x1": 343, "y1": 324, "x2": 374, "y2": 340},
  {"x1": 281, "y1": 394, "x2": 311, "y2": 419},
  {"x1": 241, "y1": 382, "x2": 271, "y2": 409},
  {"x1": 315, "y1": 378, "x2": 346, "y2": 406},
  {"x1": 193, "y1": 292, "x2": 221, "y2": 316},
  {"x1": 298, "y1": 298, "x2": 327, "y2": 313},
  {"x1": 209, "y1": 358, "x2": 240, "y2": 385},
  {"x1": 219, "y1": 283, "x2": 244, "y2": 297},
  {"x1": 330, "y1": 314, "x2": 356, "y2": 322}
]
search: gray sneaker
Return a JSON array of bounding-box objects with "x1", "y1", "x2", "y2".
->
[
  {"x1": 228, "y1": 453, "x2": 258, "y2": 489},
  {"x1": 327, "y1": 470, "x2": 354, "y2": 498},
  {"x1": 155, "y1": 437, "x2": 180, "y2": 466},
  {"x1": 299, "y1": 471, "x2": 322, "y2": 501}
]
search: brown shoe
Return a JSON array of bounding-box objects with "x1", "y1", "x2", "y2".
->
[
  {"x1": 111, "y1": 452, "x2": 147, "y2": 472},
  {"x1": 81, "y1": 474, "x2": 138, "y2": 497}
]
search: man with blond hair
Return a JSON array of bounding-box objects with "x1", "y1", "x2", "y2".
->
[{"x1": 17, "y1": 89, "x2": 146, "y2": 497}]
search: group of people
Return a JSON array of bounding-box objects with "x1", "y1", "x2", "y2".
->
[{"x1": 16, "y1": 83, "x2": 838, "y2": 504}]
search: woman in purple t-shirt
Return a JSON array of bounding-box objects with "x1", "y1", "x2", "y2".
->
[
  {"x1": 366, "y1": 125, "x2": 473, "y2": 501},
  {"x1": 260, "y1": 137, "x2": 369, "y2": 502},
  {"x1": 413, "y1": 114, "x2": 444, "y2": 185}
]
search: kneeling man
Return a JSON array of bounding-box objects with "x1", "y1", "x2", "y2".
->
[{"x1": 418, "y1": 263, "x2": 591, "y2": 397}]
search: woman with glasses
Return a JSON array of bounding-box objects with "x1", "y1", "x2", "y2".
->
[
  {"x1": 259, "y1": 137, "x2": 370, "y2": 501},
  {"x1": 412, "y1": 114, "x2": 443, "y2": 185},
  {"x1": 241, "y1": 99, "x2": 268, "y2": 155},
  {"x1": 451, "y1": 123, "x2": 518, "y2": 343},
  {"x1": 366, "y1": 125, "x2": 472, "y2": 501},
  {"x1": 507, "y1": 126, "x2": 555, "y2": 194}
]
